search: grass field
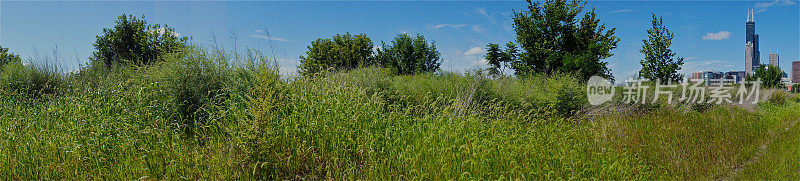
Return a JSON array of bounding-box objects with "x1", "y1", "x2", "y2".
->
[{"x1": 1, "y1": 48, "x2": 798, "y2": 179}]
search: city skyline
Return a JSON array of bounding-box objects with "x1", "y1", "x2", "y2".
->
[{"x1": 1, "y1": 1, "x2": 798, "y2": 79}]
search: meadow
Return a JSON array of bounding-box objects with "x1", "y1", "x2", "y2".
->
[{"x1": 0, "y1": 47, "x2": 798, "y2": 179}]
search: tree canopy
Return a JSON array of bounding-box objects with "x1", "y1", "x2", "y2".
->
[
  {"x1": 375, "y1": 34, "x2": 441, "y2": 75},
  {"x1": 0, "y1": 46, "x2": 22, "y2": 67},
  {"x1": 299, "y1": 33, "x2": 374, "y2": 76},
  {"x1": 752, "y1": 64, "x2": 784, "y2": 89},
  {"x1": 639, "y1": 13, "x2": 684, "y2": 84},
  {"x1": 508, "y1": 0, "x2": 619, "y2": 80},
  {"x1": 92, "y1": 14, "x2": 189, "y2": 68},
  {"x1": 484, "y1": 42, "x2": 518, "y2": 77}
]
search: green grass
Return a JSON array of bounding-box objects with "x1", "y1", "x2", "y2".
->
[{"x1": 0, "y1": 47, "x2": 797, "y2": 179}]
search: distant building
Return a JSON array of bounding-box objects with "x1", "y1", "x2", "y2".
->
[
  {"x1": 745, "y1": 10, "x2": 760, "y2": 75},
  {"x1": 690, "y1": 72, "x2": 704, "y2": 81},
  {"x1": 726, "y1": 71, "x2": 746, "y2": 84},
  {"x1": 745, "y1": 42, "x2": 755, "y2": 75},
  {"x1": 793, "y1": 61, "x2": 800, "y2": 84},
  {"x1": 689, "y1": 71, "x2": 741, "y2": 86},
  {"x1": 769, "y1": 53, "x2": 779, "y2": 68}
]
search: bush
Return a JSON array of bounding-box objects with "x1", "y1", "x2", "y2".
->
[
  {"x1": 491, "y1": 72, "x2": 586, "y2": 118},
  {"x1": 750, "y1": 65, "x2": 783, "y2": 89},
  {"x1": 790, "y1": 84, "x2": 800, "y2": 93},
  {"x1": 766, "y1": 90, "x2": 788, "y2": 105},
  {"x1": 92, "y1": 14, "x2": 188, "y2": 68},
  {"x1": 141, "y1": 47, "x2": 232, "y2": 136},
  {"x1": 0, "y1": 62, "x2": 65, "y2": 98},
  {"x1": 0, "y1": 46, "x2": 22, "y2": 67},
  {"x1": 299, "y1": 33, "x2": 374, "y2": 76},
  {"x1": 375, "y1": 33, "x2": 441, "y2": 75}
]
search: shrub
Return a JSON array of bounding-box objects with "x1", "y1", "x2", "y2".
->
[
  {"x1": 766, "y1": 90, "x2": 788, "y2": 105},
  {"x1": 0, "y1": 46, "x2": 22, "y2": 67},
  {"x1": 0, "y1": 62, "x2": 65, "y2": 98},
  {"x1": 299, "y1": 33, "x2": 374, "y2": 76},
  {"x1": 750, "y1": 65, "x2": 783, "y2": 89},
  {"x1": 790, "y1": 84, "x2": 800, "y2": 94},
  {"x1": 144, "y1": 47, "x2": 230, "y2": 136},
  {"x1": 375, "y1": 33, "x2": 441, "y2": 75},
  {"x1": 92, "y1": 14, "x2": 188, "y2": 68},
  {"x1": 491, "y1": 72, "x2": 586, "y2": 118}
]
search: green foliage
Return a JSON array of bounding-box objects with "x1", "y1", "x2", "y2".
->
[
  {"x1": 639, "y1": 13, "x2": 684, "y2": 84},
  {"x1": 485, "y1": 43, "x2": 504, "y2": 76},
  {"x1": 592, "y1": 103, "x2": 800, "y2": 178},
  {"x1": 510, "y1": 0, "x2": 619, "y2": 80},
  {"x1": 767, "y1": 90, "x2": 788, "y2": 105},
  {"x1": 0, "y1": 46, "x2": 22, "y2": 67},
  {"x1": 3, "y1": 39, "x2": 799, "y2": 179},
  {"x1": 92, "y1": 14, "x2": 189, "y2": 68},
  {"x1": 0, "y1": 62, "x2": 65, "y2": 98},
  {"x1": 375, "y1": 33, "x2": 441, "y2": 75},
  {"x1": 791, "y1": 84, "x2": 800, "y2": 93},
  {"x1": 145, "y1": 47, "x2": 232, "y2": 136},
  {"x1": 299, "y1": 33, "x2": 374, "y2": 76},
  {"x1": 484, "y1": 42, "x2": 518, "y2": 77},
  {"x1": 751, "y1": 64, "x2": 783, "y2": 89},
  {"x1": 2, "y1": 53, "x2": 799, "y2": 179}
]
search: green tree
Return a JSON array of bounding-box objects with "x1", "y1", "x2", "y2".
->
[
  {"x1": 639, "y1": 13, "x2": 684, "y2": 84},
  {"x1": 752, "y1": 64, "x2": 784, "y2": 89},
  {"x1": 485, "y1": 43, "x2": 504, "y2": 76},
  {"x1": 0, "y1": 46, "x2": 22, "y2": 67},
  {"x1": 510, "y1": 0, "x2": 619, "y2": 80},
  {"x1": 375, "y1": 34, "x2": 441, "y2": 75},
  {"x1": 299, "y1": 33, "x2": 374, "y2": 76},
  {"x1": 485, "y1": 42, "x2": 519, "y2": 77},
  {"x1": 92, "y1": 14, "x2": 188, "y2": 68}
]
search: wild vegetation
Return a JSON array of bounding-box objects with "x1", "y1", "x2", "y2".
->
[
  {"x1": 1, "y1": 43, "x2": 798, "y2": 179},
  {"x1": 1, "y1": 0, "x2": 798, "y2": 179}
]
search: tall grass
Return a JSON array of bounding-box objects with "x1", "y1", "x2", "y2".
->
[{"x1": 0, "y1": 46, "x2": 797, "y2": 179}]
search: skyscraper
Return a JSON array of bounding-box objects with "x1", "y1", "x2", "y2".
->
[
  {"x1": 745, "y1": 9, "x2": 760, "y2": 75},
  {"x1": 745, "y1": 42, "x2": 754, "y2": 75},
  {"x1": 793, "y1": 61, "x2": 800, "y2": 84},
  {"x1": 769, "y1": 53, "x2": 779, "y2": 68}
]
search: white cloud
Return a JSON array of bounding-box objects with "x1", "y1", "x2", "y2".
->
[
  {"x1": 254, "y1": 30, "x2": 263, "y2": 33},
  {"x1": 702, "y1": 31, "x2": 731, "y2": 40},
  {"x1": 611, "y1": 9, "x2": 632, "y2": 13},
  {"x1": 464, "y1": 47, "x2": 484, "y2": 55},
  {"x1": 755, "y1": 0, "x2": 797, "y2": 13},
  {"x1": 704, "y1": 60, "x2": 726, "y2": 63},
  {"x1": 433, "y1": 24, "x2": 467, "y2": 29},
  {"x1": 250, "y1": 34, "x2": 288, "y2": 42}
]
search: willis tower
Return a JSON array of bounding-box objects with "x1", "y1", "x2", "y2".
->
[{"x1": 745, "y1": 9, "x2": 760, "y2": 75}]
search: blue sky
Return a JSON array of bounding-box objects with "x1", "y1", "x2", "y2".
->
[{"x1": 1, "y1": 0, "x2": 798, "y2": 80}]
